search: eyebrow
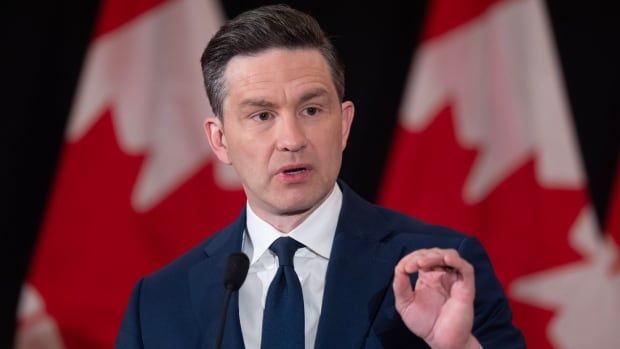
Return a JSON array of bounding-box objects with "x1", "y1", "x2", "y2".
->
[
  {"x1": 298, "y1": 88, "x2": 329, "y2": 104},
  {"x1": 238, "y1": 88, "x2": 329, "y2": 109},
  {"x1": 239, "y1": 98, "x2": 276, "y2": 109}
]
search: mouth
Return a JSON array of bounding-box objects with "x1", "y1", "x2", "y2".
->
[
  {"x1": 276, "y1": 164, "x2": 312, "y2": 182},
  {"x1": 282, "y1": 167, "x2": 308, "y2": 175}
]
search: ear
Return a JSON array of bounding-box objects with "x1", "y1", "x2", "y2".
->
[
  {"x1": 204, "y1": 116, "x2": 232, "y2": 164},
  {"x1": 340, "y1": 101, "x2": 355, "y2": 150}
]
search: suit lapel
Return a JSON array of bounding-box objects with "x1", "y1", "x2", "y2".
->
[
  {"x1": 186, "y1": 183, "x2": 403, "y2": 349},
  {"x1": 314, "y1": 183, "x2": 403, "y2": 348},
  {"x1": 188, "y1": 210, "x2": 246, "y2": 349}
]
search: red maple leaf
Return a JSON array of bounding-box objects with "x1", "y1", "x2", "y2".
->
[
  {"x1": 28, "y1": 110, "x2": 245, "y2": 348},
  {"x1": 380, "y1": 103, "x2": 586, "y2": 348}
]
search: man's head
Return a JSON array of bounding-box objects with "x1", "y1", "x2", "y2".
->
[
  {"x1": 200, "y1": 4, "x2": 344, "y2": 119},
  {"x1": 201, "y1": 5, "x2": 354, "y2": 231}
]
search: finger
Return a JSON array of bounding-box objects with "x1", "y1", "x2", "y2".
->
[
  {"x1": 417, "y1": 248, "x2": 476, "y2": 302},
  {"x1": 416, "y1": 249, "x2": 452, "y2": 270},
  {"x1": 397, "y1": 249, "x2": 451, "y2": 273},
  {"x1": 395, "y1": 250, "x2": 424, "y2": 275},
  {"x1": 441, "y1": 250, "x2": 475, "y2": 299},
  {"x1": 397, "y1": 249, "x2": 472, "y2": 274},
  {"x1": 397, "y1": 248, "x2": 476, "y2": 304},
  {"x1": 398, "y1": 249, "x2": 475, "y2": 286},
  {"x1": 392, "y1": 266, "x2": 415, "y2": 312},
  {"x1": 415, "y1": 249, "x2": 469, "y2": 273}
]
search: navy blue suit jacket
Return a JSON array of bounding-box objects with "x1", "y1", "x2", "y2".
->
[{"x1": 116, "y1": 182, "x2": 525, "y2": 348}]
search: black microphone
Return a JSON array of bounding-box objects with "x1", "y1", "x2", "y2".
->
[{"x1": 215, "y1": 252, "x2": 250, "y2": 349}]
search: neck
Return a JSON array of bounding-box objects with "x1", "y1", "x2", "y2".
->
[
  {"x1": 249, "y1": 202, "x2": 320, "y2": 233},
  {"x1": 263, "y1": 210, "x2": 314, "y2": 233},
  {"x1": 248, "y1": 187, "x2": 335, "y2": 233}
]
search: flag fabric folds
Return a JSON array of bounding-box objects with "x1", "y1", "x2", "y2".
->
[
  {"x1": 15, "y1": 1, "x2": 619, "y2": 348},
  {"x1": 380, "y1": 0, "x2": 620, "y2": 348},
  {"x1": 16, "y1": 1, "x2": 245, "y2": 348}
]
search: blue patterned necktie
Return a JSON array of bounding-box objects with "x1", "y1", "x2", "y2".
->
[{"x1": 261, "y1": 237, "x2": 305, "y2": 349}]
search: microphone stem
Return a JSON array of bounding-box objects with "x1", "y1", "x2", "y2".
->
[{"x1": 214, "y1": 288, "x2": 233, "y2": 349}]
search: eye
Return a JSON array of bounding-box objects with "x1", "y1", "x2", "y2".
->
[
  {"x1": 303, "y1": 106, "x2": 320, "y2": 116},
  {"x1": 252, "y1": 111, "x2": 273, "y2": 121}
]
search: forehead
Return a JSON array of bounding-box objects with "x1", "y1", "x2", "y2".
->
[{"x1": 222, "y1": 48, "x2": 336, "y2": 102}]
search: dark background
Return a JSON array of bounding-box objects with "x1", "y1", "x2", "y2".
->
[{"x1": 4, "y1": 1, "x2": 618, "y2": 346}]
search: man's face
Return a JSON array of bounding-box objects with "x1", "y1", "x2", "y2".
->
[{"x1": 204, "y1": 48, "x2": 354, "y2": 221}]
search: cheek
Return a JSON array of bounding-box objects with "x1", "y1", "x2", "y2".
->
[
  {"x1": 229, "y1": 135, "x2": 270, "y2": 173},
  {"x1": 314, "y1": 123, "x2": 344, "y2": 164},
  {"x1": 325, "y1": 121, "x2": 344, "y2": 149}
]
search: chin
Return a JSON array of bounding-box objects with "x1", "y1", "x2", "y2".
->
[
  {"x1": 273, "y1": 194, "x2": 321, "y2": 216},
  {"x1": 274, "y1": 201, "x2": 313, "y2": 216}
]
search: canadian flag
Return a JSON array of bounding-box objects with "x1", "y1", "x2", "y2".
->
[
  {"x1": 607, "y1": 162, "x2": 620, "y2": 273},
  {"x1": 607, "y1": 158, "x2": 620, "y2": 258},
  {"x1": 15, "y1": 0, "x2": 245, "y2": 348},
  {"x1": 380, "y1": 0, "x2": 620, "y2": 348}
]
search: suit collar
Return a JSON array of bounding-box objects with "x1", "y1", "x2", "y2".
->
[
  {"x1": 333, "y1": 180, "x2": 394, "y2": 243},
  {"x1": 189, "y1": 209, "x2": 247, "y2": 349},
  {"x1": 187, "y1": 181, "x2": 401, "y2": 348},
  {"x1": 315, "y1": 181, "x2": 402, "y2": 348},
  {"x1": 244, "y1": 183, "x2": 342, "y2": 263},
  {"x1": 202, "y1": 209, "x2": 246, "y2": 257}
]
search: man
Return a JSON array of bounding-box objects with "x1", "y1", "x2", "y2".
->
[{"x1": 116, "y1": 5, "x2": 524, "y2": 348}]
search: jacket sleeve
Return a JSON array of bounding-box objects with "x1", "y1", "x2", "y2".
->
[
  {"x1": 115, "y1": 278, "x2": 145, "y2": 349},
  {"x1": 459, "y1": 237, "x2": 526, "y2": 348}
]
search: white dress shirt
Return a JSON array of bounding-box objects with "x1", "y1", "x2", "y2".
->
[{"x1": 239, "y1": 184, "x2": 342, "y2": 349}]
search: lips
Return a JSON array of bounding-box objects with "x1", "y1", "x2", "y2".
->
[
  {"x1": 277, "y1": 164, "x2": 311, "y2": 174},
  {"x1": 283, "y1": 167, "x2": 307, "y2": 174},
  {"x1": 276, "y1": 164, "x2": 312, "y2": 183}
]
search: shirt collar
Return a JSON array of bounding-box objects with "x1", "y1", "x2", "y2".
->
[{"x1": 245, "y1": 183, "x2": 342, "y2": 265}]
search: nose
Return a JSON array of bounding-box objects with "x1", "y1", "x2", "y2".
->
[{"x1": 275, "y1": 114, "x2": 307, "y2": 152}]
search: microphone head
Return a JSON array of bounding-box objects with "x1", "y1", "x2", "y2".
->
[{"x1": 223, "y1": 252, "x2": 250, "y2": 291}]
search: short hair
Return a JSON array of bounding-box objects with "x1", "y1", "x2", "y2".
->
[{"x1": 200, "y1": 4, "x2": 345, "y2": 118}]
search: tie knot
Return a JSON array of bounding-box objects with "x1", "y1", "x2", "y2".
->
[{"x1": 269, "y1": 237, "x2": 304, "y2": 266}]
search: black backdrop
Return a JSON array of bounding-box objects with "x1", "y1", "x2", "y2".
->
[{"x1": 4, "y1": 1, "x2": 618, "y2": 346}]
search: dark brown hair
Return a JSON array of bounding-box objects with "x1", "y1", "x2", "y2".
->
[{"x1": 200, "y1": 4, "x2": 345, "y2": 118}]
